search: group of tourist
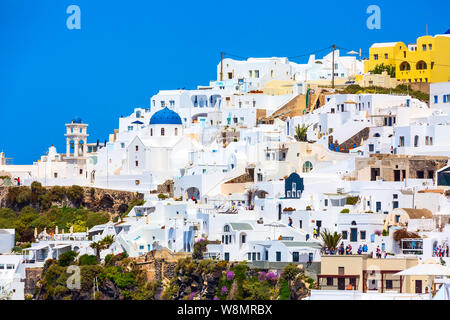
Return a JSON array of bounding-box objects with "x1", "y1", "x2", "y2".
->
[{"x1": 433, "y1": 244, "x2": 449, "y2": 257}]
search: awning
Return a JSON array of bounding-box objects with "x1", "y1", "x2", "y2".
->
[{"x1": 394, "y1": 264, "x2": 450, "y2": 276}]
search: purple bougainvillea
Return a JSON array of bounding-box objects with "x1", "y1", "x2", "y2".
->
[
  {"x1": 266, "y1": 271, "x2": 278, "y2": 281},
  {"x1": 213, "y1": 296, "x2": 219, "y2": 300},
  {"x1": 221, "y1": 286, "x2": 228, "y2": 295},
  {"x1": 226, "y1": 271, "x2": 235, "y2": 280}
]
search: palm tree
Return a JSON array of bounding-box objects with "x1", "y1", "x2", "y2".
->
[
  {"x1": 90, "y1": 241, "x2": 103, "y2": 262},
  {"x1": 295, "y1": 124, "x2": 311, "y2": 142},
  {"x1": 244, "y1": 186, "x2": 259, "y2": 207},
  {"x1": 320, "y1": 229, "x2": 342, "y2": 253},
  {"x1": 90, "y1": 235, "x2": 115, "y2": 262}
]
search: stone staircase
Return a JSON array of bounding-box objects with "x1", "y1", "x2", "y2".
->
[{"x1": 335, "y1": 127, "x2": 370, "y2": 152}]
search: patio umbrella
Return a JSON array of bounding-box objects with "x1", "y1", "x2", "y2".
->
[
  {"x1": 394, "y1": 263, "x2": 450, "y2": 276},
  {"x1": 55, "y1": 226, "x2": 59, "y2": 235},
  {"x1": 395, "y1": 262, "x2": 450, "y2": 293}
]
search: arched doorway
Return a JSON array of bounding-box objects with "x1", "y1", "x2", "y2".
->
[{"x1": 186, "y1": 187, "x2": 200, "y2": 200}]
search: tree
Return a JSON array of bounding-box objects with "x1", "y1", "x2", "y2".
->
[
  {"x1": 320, "y1": 229, "x2": 343, "y2": 252},
  {"x1": 371, "y1": 63, "x2": 396, "y2": 78},
  {"x1": 281, "y1": 263, "x2": 300, "y2": 285},
  {"x1": 244, "y1": 186, "x2": 259, "y2": 207},
  {"x1": 90, "y1": 235, "x2": 115, "y2": 262},
  {"x1": 58, "y1": 250, "x2": 78, "y2": 267},
  {"x1": 295, "y1": 124, "x2": 311, "y2": 142}
]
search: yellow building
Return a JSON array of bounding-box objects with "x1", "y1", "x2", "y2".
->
[
  {"x1": 318, "y1": 255, "x2": 429, "y2": 293},
  {"x1": 364, "y1": 34, "x2": 450, "y2": 83}
]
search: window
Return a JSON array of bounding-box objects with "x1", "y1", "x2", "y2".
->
[
  {"x1": 434, "y1": 95, "x2": 439, "y2": 104},
  {"x1": 121, "y1": 142, "x2": 125, "y2": 148},
  {"x1": 444, "y1": 94, "x2": 450, "y2": 103},
  {"x1": 386, "y1": 280, "x2": 393, "y2": 289},
  {"x1": 327, "y1": 277, "x2": 334, "y2": 286},
  {"x1": 276, "y1": 251, "x2": 281, "y2": 262},
  {"x1": 224, "y1": 225, "x2": 230, "y2": 232},
  {"x1": 79, "y1": 169, "x2": 83, "y2": 174},
  {"x1": 360, "y1": 231, "x2": 366, "y2": 240},
  {"x1": 241, "y1": 234, "x2": 246, "y2": 244},
  {"x1": 135, "y1": 145, "x2": 139, "y2": 151},
  {"x1": 384, "y1": 53, "x2": 388, "y2": 59},
  {"x1": 135, "y1": 161, "x2": 139, "y2": 167},
  {"x1": 160, "y1": 101, "x2": 165, "y2": 107},
  {"x1": 342, "y1": 231, "x2": 348, "y2": 239},
  {"x1": 6, "y1": 264, "x2": 14, "y2": 270},
  {"x1": 161, "y1": 128, "x2": 165, "y2": 136},
  {"x1": 128, "y1": 126, "x2": 133, "y2": 131},
  {"x1": 338, "y1": 267, "x2": 345, "y2": 275},
  {"x1": 422, "y1": 44, "x2": 427, "y2": 51},
  {"x1": 249, "y1": 70, "x2": 252, "y2": 78},
  {"x1": 228, "y1": 72, "x2": 233, "y2": 79},
  {"x1": 0, "y1": 264, "x2": 4, "y2": 269},
  {"x1": 175, "y1": 128, "x2": 178, "y2": 136},
  {"x1": 374, "y1": 54, "x2": 378, "y2": 60},
  {"x1": 393, "y1": 194, "x2": 398, "y2": 199},
  {"x1": 393, "y1": 201, "x2": 399, "y2": 209},
  {"x1": 369, "y1": 144, "x2": 374, "y2": 152},
  {"x1": 414, "y1": 135, "x2": 419, "y2": 147},
  {"x1": 299, "y1": 220, "x2": 302, "y2": 228},
  {"x1": 150, "y1": 128, "x2": 153, "y2": 136},
  {"x1": 399, "y1": 136, "x2": 405, "y2": 147},
  {"x1": 324, "y1": 199, "x2": 328, "y2": 206},
  {"x1": 293, "y1": 252, "x2": 299, "y2": 262},
  {"x1": 169, "y1": 100, "x2": 175, "y2": 107},
  {"x1": 254, "y1": 70, "x2": 259, "y2": 78},
  {"x1": 248, "y1": 253, "x2": 251, "y2": 261},
  {"x1": 303, "y1": 161, "x2": 313, "y2": 173}
]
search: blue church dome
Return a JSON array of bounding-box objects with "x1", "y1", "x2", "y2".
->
[
  {"x1": 72, "y1": 117, "x2": 82, "y2": 124},
  {"x1": 149, "y1": 107, "x2": 182, "y2": 125}
]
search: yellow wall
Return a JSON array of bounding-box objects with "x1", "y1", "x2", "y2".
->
[
  {"x1": 364, "y1": 35, "x2": 450, "y2": 83},
  {"x1": 262, "y1": 80, "x2": 295, "y2": 95}
]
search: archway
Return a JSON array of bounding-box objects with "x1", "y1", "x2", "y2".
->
[
  {"x1": 399, "y1": 61, "x2": 411, "y2": 71},
  {"x1": 186, "y1": 187, "x2": 200, "y2": 200}
]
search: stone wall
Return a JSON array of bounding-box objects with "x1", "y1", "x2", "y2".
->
[{"x1": 24, "y1": 267, "x2": 43, "y2": 296}]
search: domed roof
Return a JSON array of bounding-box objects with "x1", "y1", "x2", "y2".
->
[
  {"x1": 149, "y1": 107, "x2": 182, "y2": 125},
  {"x1": 72, "y1": 117, "x2": 82, "y2": 124}
]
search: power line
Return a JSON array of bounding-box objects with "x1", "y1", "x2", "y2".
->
[{"x1": 335, "y1": 45, "x2": 450, "y2": 67}]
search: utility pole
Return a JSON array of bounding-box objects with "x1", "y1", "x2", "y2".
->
[
  {"x1": 331, "y1": 44, "x2": 336, "y2": 89},
  {"x1": 220, "y1": 51, "x2": 224, "y2": 81}
]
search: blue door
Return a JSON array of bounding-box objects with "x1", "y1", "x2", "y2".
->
[
  {"x1": 376, "y1": 202, "x2": 382, "y2": 212},
  {"x1": 350, "y1": 228, "x2": 358, "y2": 242}
]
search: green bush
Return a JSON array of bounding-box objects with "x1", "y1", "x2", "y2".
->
[
  {"x1": 340, "y1": 208, "x2": 350, "y2": 213},
  {"x1": 58, "y1": 250, "x2": 78, "y2": 267},
  {"x1": 78, "y1": 254, "x2": 98, "y2": 266}
]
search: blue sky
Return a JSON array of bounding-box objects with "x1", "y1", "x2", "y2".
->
[{"x1": 1, "y1": 0, "x2": 449, "y2": 164}]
